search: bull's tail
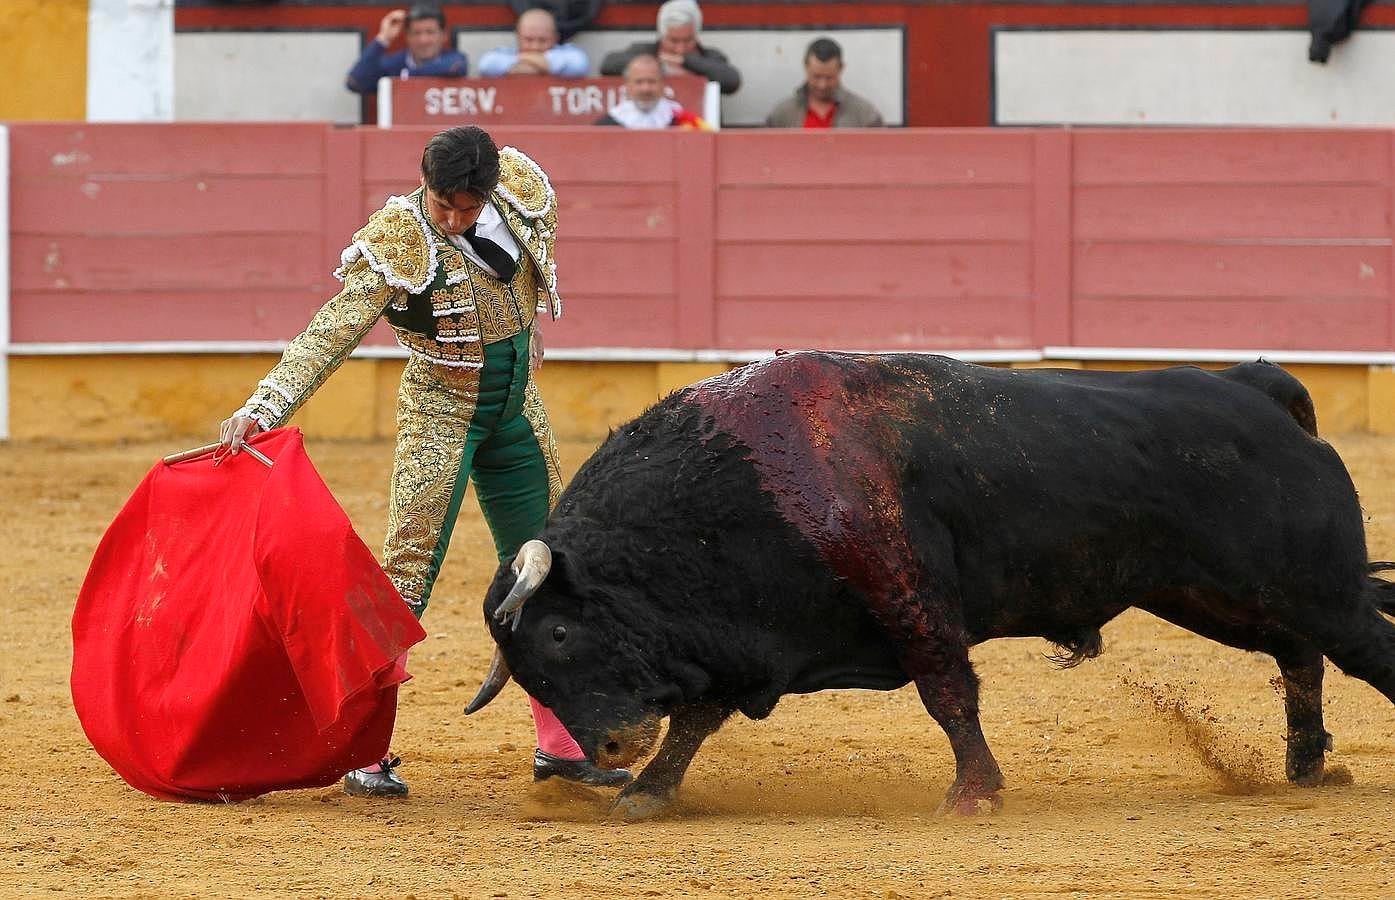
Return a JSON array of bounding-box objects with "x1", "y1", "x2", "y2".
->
[
  {"x1": 1309, "y1": 579, "x2": 1395, "y2": 708},
  {"x1": 1367, "y1": 561, "x2": 1395, "y2": 616}
]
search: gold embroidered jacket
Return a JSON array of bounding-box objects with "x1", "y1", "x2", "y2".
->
[{"x1": 235, "y1": 147, "x2": 562, "y2": 430}]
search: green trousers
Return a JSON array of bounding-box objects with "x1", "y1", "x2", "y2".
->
[{"x1": 383, "y1": 329, "x2": 558, "y2": 617}]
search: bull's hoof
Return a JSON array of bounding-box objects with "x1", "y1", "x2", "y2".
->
[
  {"x1": 1287, "y1": 760, "x2": 1325, "y2": 787},
  {"x1": 609, "y1": 787, "x2": 675, "y2": 821},
  {"x1": 1286, "y1": 731, "x2": 1332, "y2": 786},
  {"x1": 936, "y1": 782, "x2": 1004, "y2": 816}
]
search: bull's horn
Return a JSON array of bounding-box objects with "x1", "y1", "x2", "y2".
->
[
  {"x1": 464, "y1": 647, "x2": 512, "y2": 715},
  {"x1": 494, "y1": 539, "x2": 552, "y2": 632}
]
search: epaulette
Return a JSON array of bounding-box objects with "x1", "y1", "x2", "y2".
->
[
  {"x1": 333, "y1": 195, "x2": 437, "y2": 294},
  {"x1": 494, "y1": 147, "x2": 556, "y2": 221}
]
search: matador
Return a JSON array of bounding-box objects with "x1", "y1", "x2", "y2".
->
[{"x1": 218, "y1": 126, "x2": 630, "y2": 798}]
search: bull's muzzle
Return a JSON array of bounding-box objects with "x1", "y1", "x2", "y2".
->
[{"x1": 593, "y1": 715, "x2": 662, "y2": 770}]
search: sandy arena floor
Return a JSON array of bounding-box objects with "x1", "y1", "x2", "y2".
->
[{"x1": 3, "y1": 431, "x2": 1394, "y2": 898}]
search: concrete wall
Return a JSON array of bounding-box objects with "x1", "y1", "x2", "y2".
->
[
  {"x1": 997, "y1": 31, "x2": 1395, "y2": 127},
  {"x1": 87, "y1": 0, "x2": 173, "y2": 123}
]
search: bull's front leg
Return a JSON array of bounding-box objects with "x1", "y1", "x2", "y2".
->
[
  {"x1": 913, "y1": 648, "x2": 1004, "y2": 815},
  {"x1": 1278, "y1": 651, "x2": 1331, "y2": 785},
  {"x1": 610, "y1": 703, "x2": 730, "y2": 821}
]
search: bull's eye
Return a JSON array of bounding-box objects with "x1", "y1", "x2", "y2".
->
[{"x1": 551, "y1": 625, "x2": 568, "y2": 644}]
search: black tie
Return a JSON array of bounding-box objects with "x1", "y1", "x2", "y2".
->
[{"x1": 463, "y1": 225, "x2": 517, "y2": 283}]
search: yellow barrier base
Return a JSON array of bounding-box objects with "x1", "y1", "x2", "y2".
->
[{"x1": 6, "y1": 355, "x2": 1387, "y2": 442}]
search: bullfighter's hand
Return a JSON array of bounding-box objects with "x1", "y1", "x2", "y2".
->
[
  {"x1": 377, "y1": 9, "x2": 406, "y2": 45},
  {"x1": 218, "y1": 413, "x2": 263, "y2": 456},
  {"x1": 530, "y1": 328, "x2": 544, "y2": 373}
]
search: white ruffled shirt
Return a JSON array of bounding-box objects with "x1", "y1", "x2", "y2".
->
[
  {"x1": 447, "y1": 200, "x2": 521, "y2": 279},
  {"x1": 606, "y1": 98, "x2": 681, "y2": 130}
]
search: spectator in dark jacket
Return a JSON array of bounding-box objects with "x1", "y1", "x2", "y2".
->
[
  {"x1": 346, "y1": 3, "x2": 468, "y2": 94},
  {"x1": 765, "y1": 38, "x2": 884, "y2": 129},
  {"x1": 599, "y1": 0, "x2": 740, "y2": 95}
]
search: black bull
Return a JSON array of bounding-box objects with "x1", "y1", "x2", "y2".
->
[{"x1": 466, "y1": 351, "x2": 1395, "y2": 819}]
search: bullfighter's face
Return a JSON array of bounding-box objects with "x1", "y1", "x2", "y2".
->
[{"x1": 477, "y1": 551, "x2": 670, "y2": 769}]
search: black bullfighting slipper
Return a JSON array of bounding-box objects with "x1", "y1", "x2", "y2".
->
[
  {"x1": 533, "y1": 749, "x2": 632, "y2": 787},
  {"x1": 343, "y1": 756, "x2": 408, "y2": 798}
]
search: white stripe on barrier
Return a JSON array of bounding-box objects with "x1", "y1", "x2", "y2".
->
[
  {"x1": 2, "y1": 342, "x2": 1044, "y2": 365},
  {"x1": 1044, "y1": 347, "x2": 1395, "y2": 366},
  {"x1": 13, "y1": 342, "x2": 1392, "y2": 367},
  {"x1": 377, "y1": 76, "x2": 393, "y2": 129},
  {"x1": 703, "y1": 80, "x2": 721, "y2": 131}
]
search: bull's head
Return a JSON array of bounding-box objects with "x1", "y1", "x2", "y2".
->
[{"x1": 465, "y1": 539, "x2": 677, "y2": 769}]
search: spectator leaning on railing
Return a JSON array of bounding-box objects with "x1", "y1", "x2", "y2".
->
[
  {"x1": 599, "y1": 0, "x2": 740, "y2": 95},
  {"x1": 346, "y1": 3, "x2": 468, "y2": 94},
  {"x1": 478, "y1": 7, "x2": 590, "y2": 78},
  {"x1": 765, "y1": 37, "x2": 884, "y2": 129}
]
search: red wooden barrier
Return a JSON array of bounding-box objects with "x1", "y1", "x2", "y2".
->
[
  {"x1": 1071, "y1": 130, "x2": 1392, "y2": 351},
  {"x1": 8, "y1": 123, "x2": 1395, "y2": 356},
  {"x1": 714, "y1": 130, "x2": 1039, "y2": 351}
]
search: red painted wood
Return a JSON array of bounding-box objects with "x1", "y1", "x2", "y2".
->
[
  {"x1": 558, "y1": 184, "x2": 678, "y2": 240},
  {"x1": 8, "y1": 123, "x2": 326, "y2": 177},
  {"x1": 9, "y1": 235, "x2": 324, "y2": 293},
  {"x1": 1073, "y1": 298, "x2": 1388, "y2": 351},
  {"x1": 1388, "y1": 131, "x2": 1395, "y2": 351},
  {"x1": 12, "y1": 176, "x2": 324, "y2": 236},
  {"x1": 1075, "y1": 184, "x2": 1390, "y2": 241},
  {"x1": 10, "y1": 291, "x2": 331, "y2": 343},
  {"x1": 545, "y1": 293, "x2": 679, "y2": 347},
  {"x1": 717, "y1": 242, "x2": 1032, "y2": 300},
  {"x1": 323, "y1": 128, "x2": 365, "y2": 296},
  {"x1": 717, "y1": 185, "x2": 1033, "y2": 242},
  {"x1": 1075, "y1": 243, "x2": 1388, "y2": 299},
  {"x1": 360, "y1": 126, "x2": 681, "y2": 186},
  {"x1": 556, "y1": 239, "x2": 676, "y2": 297},
  {"x1": 674, "y1": 131, "x2": 718, "y2": 347},
  {"x1": 1031, "y1": 129, "x2": 1073, "y2": 346},
  {"x1": 718, "y1": 131, "x2": 1035, "y2": 186},
  {"x1": 13, "y1": 122, "x2": 1395, "y2": 355},
  {"x1": 1073, "y1": 130, "x2": 1390, "y2": 186},
  {"x1": 716, "y1": 297, "x2": 1037, "y2": 351}
]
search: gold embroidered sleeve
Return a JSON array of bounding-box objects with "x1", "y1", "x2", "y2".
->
[
  {"x1": 236, "y1": 257, "x2": 400, "y2": 429},
  {"x1": 535, "y1": 204, "x2": 562, "y2": 317}
]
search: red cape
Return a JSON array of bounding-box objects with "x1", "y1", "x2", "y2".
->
[{"x1": 72, "y1": 428, "x2": 426, "y2": 802}]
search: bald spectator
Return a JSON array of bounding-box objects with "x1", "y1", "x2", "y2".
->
[
  {"x1": 765, "y1": 37, "x2": 884, "y2": 129},
  {"x1": 478, "y1": 7, "x2": 589, "y2": 78},
  {"x1": 346, "y1": 3, "x2": 467, "y2": 94},
  {"x1": 595, "y1": 54, "x2": 711, "y2": 130},
  {"x1": 600, "y1": 0, "x2": 741, "y2": 95}
]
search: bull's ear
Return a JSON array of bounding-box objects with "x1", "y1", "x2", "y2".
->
[
  {"x1": 537, "y1": 549, "x2": 593, "y2": 618},
  {"x1": 546, "y1": 548, "x2": 575, "y2": 590}
]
